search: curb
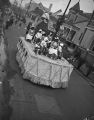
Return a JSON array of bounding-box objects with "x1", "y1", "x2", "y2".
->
[{"x1": 74, "y1": 67, "x2": 94, "y2": 88}]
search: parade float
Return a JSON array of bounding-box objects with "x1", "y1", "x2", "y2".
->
[{"x1": 16, "y1": 36, "x2": 73, "y2": 88}]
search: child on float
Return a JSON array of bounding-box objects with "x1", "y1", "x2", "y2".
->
[
  {"x1": 34, "y1": 42, "x2": 41, "y2": 54},
  {"x1": 48, "y1": 42, "x2": 58, "y2": 60},
  {"x1": 34, "y1": 29, "x2": 43, "y2": 44},
  {"x1": 57, "y1": 41, "x2": 63, "y2": 59},
  {"x1": 40, "y1": 34, "x2": 48, "y2": 55},
  {"x1": 25, "y1": 26, "x2": 35, "y2": 43}
]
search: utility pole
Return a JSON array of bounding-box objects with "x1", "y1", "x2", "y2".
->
[{"x1": 52, "y1": 0, "x2": 71, "y2": 41}]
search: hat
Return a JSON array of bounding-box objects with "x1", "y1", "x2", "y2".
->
[
  {"x1": 41, "y1": 13, "x2": 49, "y2": 20},
  {"x1": 55, "y1": 37, "x2": 59, "y2": 39},
  {"x1": 60, "y1": 43, "x2": 64, "y2": 47},
  {"x1": 53, "y1": 42, "x2": 58, "y2": 48},
  {"x1": 39, "y1": 29, "x2": 42, "y2": 32},
  {"x1": 44, "y1": 37, "x2": 48, "y2": 41}
]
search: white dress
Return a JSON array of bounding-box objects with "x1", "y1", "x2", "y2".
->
[
  {"x1": 26, "y1": 33, "x2": 33, "y2": 40},
  {"x1": 49, "y1": 48, "x2": 58, "y2": 56},
  {"x1": 35, "y1": 32, "x2": 42, "y2": 39}
]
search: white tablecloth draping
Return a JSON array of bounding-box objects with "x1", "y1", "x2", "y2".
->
[{"x1": 16, "y1": 37, "x2": 74, "y2": 88}]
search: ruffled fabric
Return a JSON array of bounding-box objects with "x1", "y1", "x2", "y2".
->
[{"x1": 16, "y1": 37, "x2": 73, "y2": 88}]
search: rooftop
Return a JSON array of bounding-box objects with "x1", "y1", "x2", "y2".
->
[{"x1": 69, "y1": 2, "x2": 80, "y2": 12}]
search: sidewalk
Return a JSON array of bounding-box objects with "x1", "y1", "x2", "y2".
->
[
  {"x1": 0, "y1": 25, "x2": 7, "y2": 85},
  {"x1": 72, "y1": 61, "x2": 94, "y2": 87}
]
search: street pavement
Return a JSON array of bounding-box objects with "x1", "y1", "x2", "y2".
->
[{"x1": 0, "y1": 22, "x2": 94, "y2": 120}]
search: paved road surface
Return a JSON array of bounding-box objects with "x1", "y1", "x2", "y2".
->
[{"x1": 0, "y1": 22, "x2": 94, "y2": 120}]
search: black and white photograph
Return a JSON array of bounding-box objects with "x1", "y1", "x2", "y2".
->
[{"x1": 0, "y1": 0, "x2": 94, "y2": 120}]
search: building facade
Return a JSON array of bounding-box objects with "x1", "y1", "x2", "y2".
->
[
  {"x1": 59, "y1": 2, "x2": 94, "y2": 76},
  {"x1": 60, "y1": 2, "x2": 94, "y2": 50}
]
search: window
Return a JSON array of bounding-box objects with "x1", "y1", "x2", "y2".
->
[
  {"x1": 63, "y1": 27, "x2": 70, "y2": 37},
  {"x1": 79, "y1": 33, "x2": 83, "y2": 41},
  {"x1": 90, "y1": 36, "x2": 94, "y2": 51},
  {"x1": 67, "y1": 30, "x2": 76, "y2": 41},
  {"x1": 60, "y1": 27, "x2": 70, "y2": 39}
]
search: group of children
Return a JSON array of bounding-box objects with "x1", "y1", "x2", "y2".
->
[{"x1": 25, "y1": 23, "x2": 64, "y2": 60}]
